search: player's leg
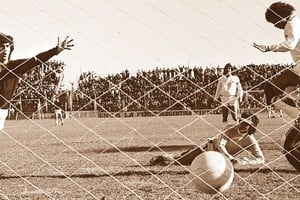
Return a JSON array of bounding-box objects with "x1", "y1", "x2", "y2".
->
[
  {"x1": 268, "y1": 106, "x2": 275, "y2": 118},
  {"x1": 221, "y1": 105, "x2": 229, "y2": 123},
  {"x1": 149, "y1": 145, "x2": 205, "y2": 166},
  {"x1": 59, "y1": 110, "x2": 64, "y2": 125},
  {"x1": 173, "y1": 146, "x2": 205, "y2": 165},
  {"x1": 0, "y1": 109, "x2": 8, "y2": 130},
  {"x1": 60, "y1": 115, "x2": 64, "y2": 125},
  {"x1": 272, "y1": 100, "x2": 299, "y2": 119},
  {"x1": 55, "y1": 110, "x2": 59, "y2": 125},
  {"x1": 283, "y1": 86, "x2": 300, "y2": 101},
  {"x1": 265, "y1": 68, "x2": 300, "y2": 123},
  {"x1": 234, "y1": 100, "x2": 240, "y2": 122},
  {"x1": 230, "y1": 100, "x2": 239, "y2": 122},
  {"x1": 279, "y1": 109, "x2": 283, "y2": 118},
  {"x1": 267, "y1": 65, "x2": 300, "y2": 171},
  {"x1": 283, "y1": 127, "x2": 300, "y2": 171},
  {"x1": 264, "y1": 68, "x2": 299, "y2": 106}
]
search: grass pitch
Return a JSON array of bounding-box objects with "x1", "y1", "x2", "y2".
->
[{"x1": 0, "y1": 113, "x2": 299, "y2": 199}]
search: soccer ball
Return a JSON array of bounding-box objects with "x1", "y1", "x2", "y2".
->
[{"x1": 190, "y1": 151, "x2": 234, "y2": 194}]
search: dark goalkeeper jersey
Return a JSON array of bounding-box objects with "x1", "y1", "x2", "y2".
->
[{"x1": 0, "y1": 47, "x2": 59, "y2": 108}]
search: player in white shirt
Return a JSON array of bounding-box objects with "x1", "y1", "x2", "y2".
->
[
  {"x1": 53, "y1": 97, "x2": 64, "y2": 126},
  {"x1": 253, "y1": 2, "x2": 300, "y2": 171},
  {"x1": 253, "y1": 2, "x2": 300, "y2": 123},
  {"x1": 215, "y1": 63, "x2": 244, "y2": 123}
]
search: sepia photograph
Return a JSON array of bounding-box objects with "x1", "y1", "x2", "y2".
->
[{"x1": 0, "y1": 0, "x2": 299, "y2": 199}]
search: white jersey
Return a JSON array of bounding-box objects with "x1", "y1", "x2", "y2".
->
[
  {"x1": 215, "y1": 74, "x2": 243, "y2": 105},
  {"x1": 269, "y1": 15, "x2": 300, "y2": 65},
  {"x1": 210, "y1": 124, "x2": 265, "y2": 165}
]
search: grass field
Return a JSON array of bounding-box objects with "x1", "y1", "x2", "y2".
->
[{"x1": 0, "y1": 113, "x2": 299, "y2": 199}]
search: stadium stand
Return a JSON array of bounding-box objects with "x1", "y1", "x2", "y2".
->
[
  {"x1": 9, "y1": 60, "x2": 66, "y2": 119},
  {"x1": 11, "y1": 63, "x2": 290, "y2": 118},
  {"x1": 73, "y1": 64, "x2": 288, "y2": 113}
]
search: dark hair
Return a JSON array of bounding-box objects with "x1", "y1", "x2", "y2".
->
[
  {"x1": 265, "y1": 2, "x2": 296, "y2": 24},
  {"x1": 224, "y1": 63, "x2": 232, "y2": 70},
  {"x1": 0, "y1": 33, "x2": 14, "y2": 59},
  {"x1": 240, "y1": 112, "x2": 259, "y2": 135},
  {"x1": 223, "y1": 63, "x2": 233, "y2": 75}
]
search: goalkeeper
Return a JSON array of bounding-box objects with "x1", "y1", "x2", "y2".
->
[
  {"x1": 149, "y1": 112, "x2": 265, "y2": 166},
  {"x1": 0, "y1": 33, "x2": 74, "y2": 130}
]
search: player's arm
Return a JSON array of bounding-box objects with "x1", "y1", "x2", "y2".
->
[
  {"x1": 236, "y1": 78, "x2": 244, "y2": 102},
  {"x1": 214, "y1": 78, "x2": 222, "y2": 101},
  {"x1": 8, "y1": 36, "x2": 74, "y2": 75},
  {"x1": 272, "y1": 22, "x2": 300, "y2": 52},
  {"x1": 253, "y1": 21, "x2": 300, "y2": 52},
  {"x1": 215, "y1": 134, "x2": 235, "y2": 161},
  {"x1": 238, "y1": 135, "x2": 265, "y2": 165}
]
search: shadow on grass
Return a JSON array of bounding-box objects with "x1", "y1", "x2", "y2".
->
[
  {"x1": 79, "y1": 143, "x2": 280, "y2": 154},
  {"x1": 0, "y1": 170, "x2": 188, "y2": 180},
  {"x1": 0, "y1": 168, "x2": 297, "y2": 180},
  {"x1": 79, "y1": 145, "x2": 193, "y2": 154},
  {"x1": 234, "y1": 168, "x2": 298, "y2": 173}
]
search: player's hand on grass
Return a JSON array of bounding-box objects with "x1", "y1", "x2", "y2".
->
[
  {"x1": 229, "y1": 157, "x2": 239, "y2": 164},
  {"x1": 237, "y1": 157, "x2": 264, "y2": 165},
  {"x1": 253, "y1": 42, "x2": 269, "y2": 52},
  {"x1": 237, "y1": 157, "x2": 250, "y2": 165},
  {"x1": 230, "y1": 157, "x2": 249, "y2": 165},
  {"x1": 57, "y1": 36, "x2": 74, "y2": 53}
]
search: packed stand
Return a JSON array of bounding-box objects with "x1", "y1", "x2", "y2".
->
[
  {"x1": 73, "y1": 63, "x2": 289, "y2": 112},
  {"x1": 11, "y1": 62, "x2": 290, "y2": 114},
  {"x1": 11, "y1": 60, "x2": 66, "y2": 113}
]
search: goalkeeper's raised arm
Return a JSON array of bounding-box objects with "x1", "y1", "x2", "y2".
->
[{"x1": 0, "y1": 33, "x2": 74, "y2": 129}]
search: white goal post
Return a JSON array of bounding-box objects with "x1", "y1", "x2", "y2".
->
[{"x1": 9, "y1": 98, "x2": 42, "y2": 120}]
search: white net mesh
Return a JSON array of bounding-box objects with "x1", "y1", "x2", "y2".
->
[{"x1": 0, "y1": 0, "x2": 299, "y2": 199}]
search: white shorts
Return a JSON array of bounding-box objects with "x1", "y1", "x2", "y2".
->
[
  {"x1": 221, "y1": 96, "x2": 238, "y2": 107},
  {"x1": 55, "y1": 109, "x2": 62, "y2": 115},
  {"x1": 0, "y1": 109, "x2": 8, "y2": 130}
]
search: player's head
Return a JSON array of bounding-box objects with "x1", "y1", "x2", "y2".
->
[
  {"x1": 223, "y1": 63, "x2": 232, "y2": 75},
  {"x1": 265, "y1": 1, "x2": 296, "y2": 29},
  {"x1": 239, "y1": 112, "x2": 259, "y2": 135},
  {"x1": 0, "y1": 33, "x2": 14, "y2": 65}
]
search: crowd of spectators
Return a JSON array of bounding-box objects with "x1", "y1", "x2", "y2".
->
[
  {"x1": 11, "y1": 62, "x2": 290, "y2": 114},
  {"x1": 73, "y1": 63, "x2": 289, "y2": 112},
  {"x1": 11, "y1": 60, "x2": 65, "y2": 113}
]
